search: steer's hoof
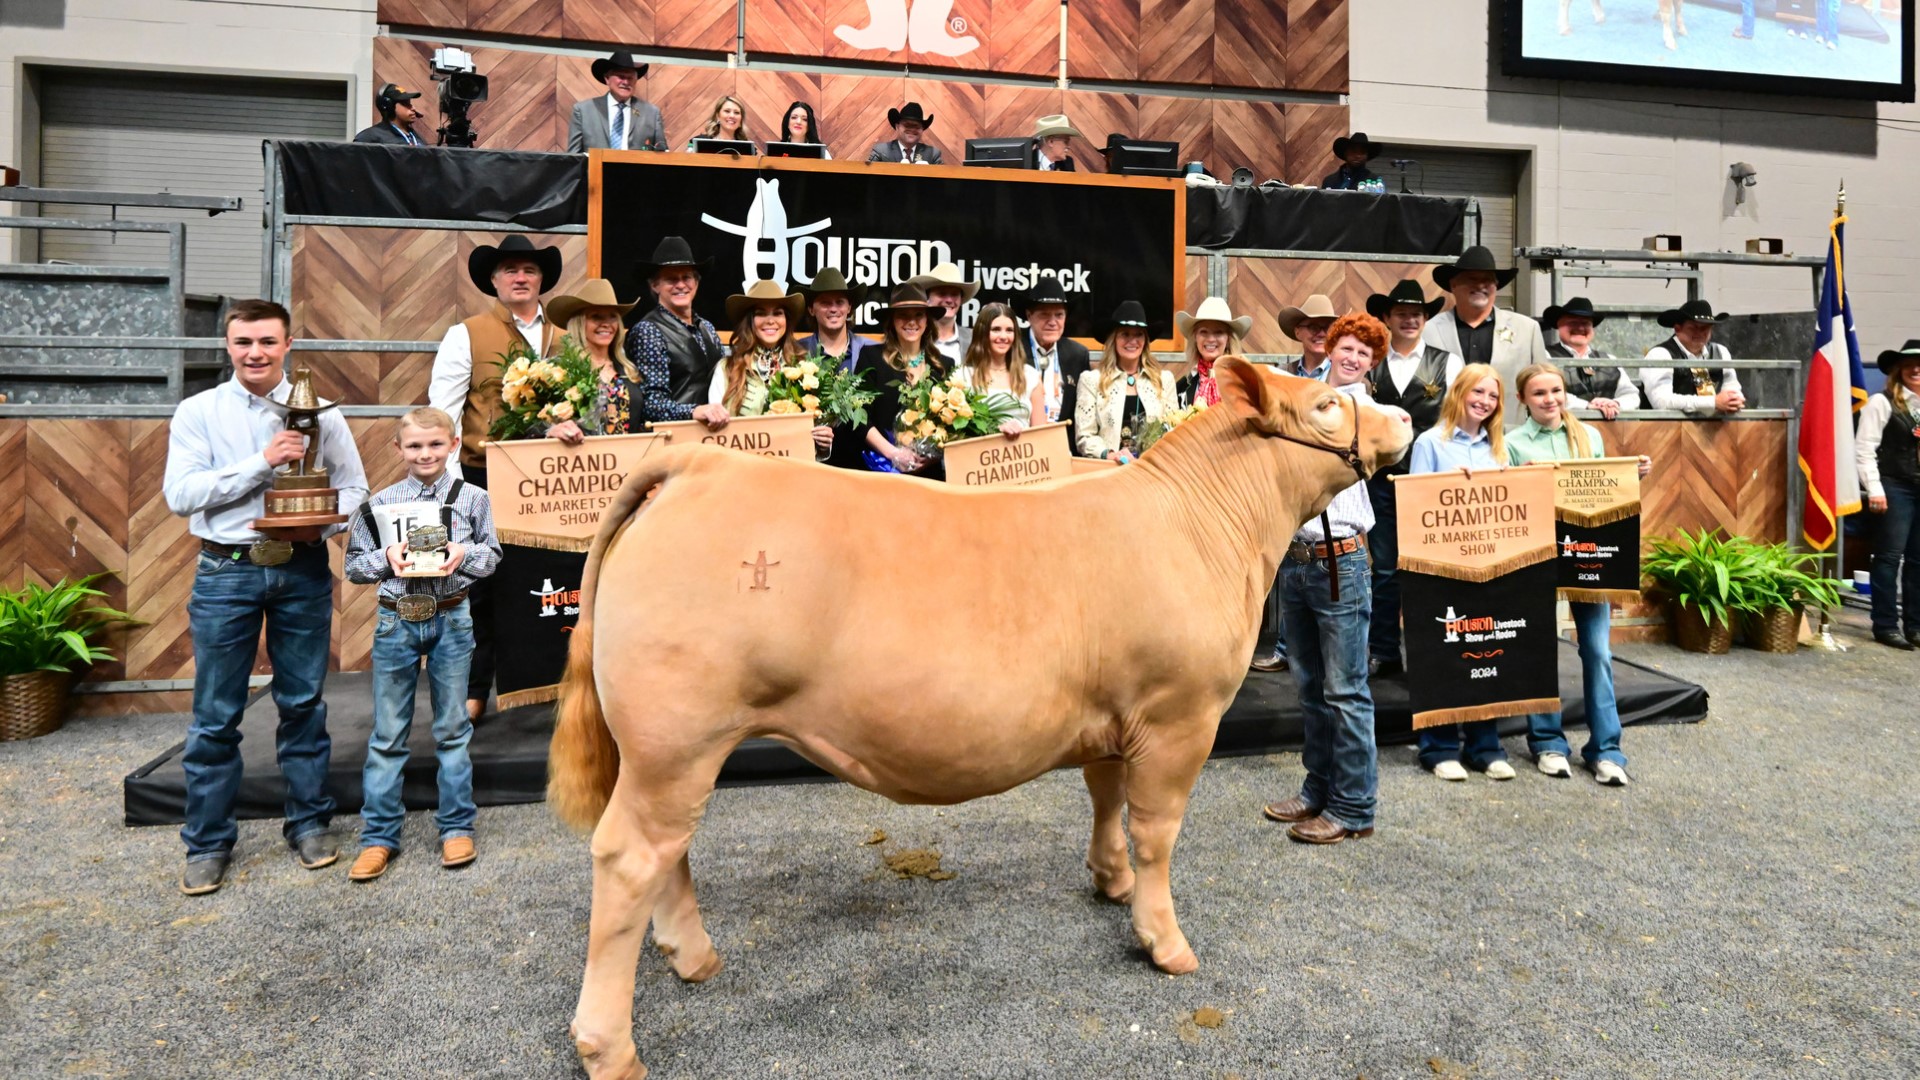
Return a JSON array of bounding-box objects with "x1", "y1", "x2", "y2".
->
[
  {"x1": 1152, "y1": 943, "x2": 1200, "y2": 976},
  {"x1": 571, "y1": 1024, "x2": 646, "y2": 1080},
  {"x1": 659, "y1": 941, "x2": 726, "y2": 984},
  {"x1": 1088, "y1": 864, "x2": 1135, "y2": 905}
]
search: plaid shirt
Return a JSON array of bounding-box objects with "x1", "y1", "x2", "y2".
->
[{"x1": 344, "y1": 470, "x2": 501, "y2": 601}]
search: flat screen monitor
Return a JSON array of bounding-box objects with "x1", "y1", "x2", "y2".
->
[
  {"x1": 1104, "y1": 139, "x2": 1182, "y2": 178},
  {"x1": 764, "y1": 141, "x2": 827, "y2": 159},
  {"x1": 1502, "y1": 0, "x2": 1914, "y2": 102},
  {"x1": 691, "y1": 138, "x2": 757, "y2": 156},
  {"x1": 965, "y1": 137, "x2": 1032, "y2": 169}
]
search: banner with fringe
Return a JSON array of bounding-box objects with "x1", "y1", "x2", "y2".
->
[
  {"x1": 1552, "y1": 457, "x2": 1643, "y2": 604},
  {"x1": 485, "y1": 432, "x2": 667, "y2": 547}
]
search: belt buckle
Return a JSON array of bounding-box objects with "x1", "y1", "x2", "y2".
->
[
  {"x1": 248, "y1": 540, "x2": 293, "y2": 566},
  {"x1": 1286, "y1": 542, "x2": 1310, "y2": 565},
  {"x1": 395, "y1": 593, "x2": 439, "y2": 622}
]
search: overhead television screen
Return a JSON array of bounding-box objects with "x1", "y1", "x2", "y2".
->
[{"x1": 1504, "y1": 0, "x2": 1915, "y2": 101}]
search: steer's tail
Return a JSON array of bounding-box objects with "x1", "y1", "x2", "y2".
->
[{"x1": 547, "y1": 452, "x2": 679, "y2": 831}]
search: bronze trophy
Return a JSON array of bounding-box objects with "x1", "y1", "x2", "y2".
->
[{"x1": 248, "y1": 364, "x2": 348, "y2": 565}]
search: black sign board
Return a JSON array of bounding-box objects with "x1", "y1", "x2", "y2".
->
[
  {"x1": 1557, "y1": 517, "x2": 1642, "y2": 602},
  {"x1": 1400, "y1": 560, "x2": 1562, "y2": 729},
  {"x1": 490, "y1": 545, "x2": 588, "y2": 708}
]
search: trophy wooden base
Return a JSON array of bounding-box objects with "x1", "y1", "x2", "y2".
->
[
  {"x1": 252, "y1": 482, "x2": 348, "y2": 529},
  {"x1": 249, "y1": 513, "x2": 350, "y2": 529}
]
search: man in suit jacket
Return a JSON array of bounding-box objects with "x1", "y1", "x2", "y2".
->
[
  {"x1": 867, "y1": 102, "x2": 943, "y2": 165},
  {"x1": 1031, "y1": 114, "x2": 1081, "y2": 172},
  {"x1": 352, "y1": 84, "x2": 428, "y2": 146},
  {"x1": 1420, "y1": 246, "x2": 1548, "y2": 429},
  {"x1": 567, "y1": 51, "x2": 667, "y2": 154},
  {"x1": 1024, "y1": 272, "x2": 1092, "y2": 448}
]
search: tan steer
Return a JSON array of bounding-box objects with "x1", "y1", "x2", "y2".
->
[{"x1": 550, "y1": 357, "x2": 1412, "y2": 1079}]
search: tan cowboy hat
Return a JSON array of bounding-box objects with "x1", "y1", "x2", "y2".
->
[
  {"x1": 1175, "y1": 296, "x2": 1252, "y2": 339},
  {"x1": 908, "y1": 261, "x2": 980, "y2": 302},
  {"x1": 545, "y1": 278, "x2": 638, "y2": 327},
  {"x1": 724, "y1": 279, "x2": 806, "y2": 326},
  {"x1": 1031, "y1": 114, "x2": 1082, "y2": 140},
  {"x1": 1275, "y1": 294, "x2": 1338, "y2": 341}
]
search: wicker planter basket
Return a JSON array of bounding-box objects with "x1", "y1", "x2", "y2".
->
[
  {"x1": 1743, "y1": 605, "x2": 1802, "y2": 654},
  {"x1": 1670, "y1": 604, "x2": 1733, "y2": 654},
  {"x1": 0, "y1": 671, "x2": 73, "y2": 741}
]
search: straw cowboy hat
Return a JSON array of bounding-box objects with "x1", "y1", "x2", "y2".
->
[
  {"x1": 1877, "y1": 339, "x2": 1920, "y2": 375},
  {"x1": 724, "y1": 279, "x2": 806, "y2": 326},
  {"x1": 1539, "y1": 296, "x2": 1608, "y2": 328},
  {"x1": 1175, "y1": 296, "x2": 1252, "y2": 339},
  {"x1": 1366, "y1": 280, "x2": 1445, "y2": 321},
  {"x1": 1031, "y1": 114, "x2": 1082, "y2": 140},
  {"x1": 545, "y1": 278, "x2": 639, "y2": 328},
  {"x1": 1432, "y1": 245, "x2": 1519, "y2": 290},
  {"x1": 908, "y1": 262, "x2": 980, "y2": 302},
  {"x1": 467, "y1": 234, "x2": 563, "y2": 295},
  {"x1": 1275, "y1": 294, "x2": 1339, "y2": 341}
]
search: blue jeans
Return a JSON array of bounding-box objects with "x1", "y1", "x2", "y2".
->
[
  {"x1": 1815, "y1": 0, "x2": 1838, "y2": 42},
  {"x1": 1281, "y1": 546, "x2": 1376, "y2": 831},
  {"x1": 1871, "y1": 478, "x2": 1920, "y2": 637},
  {"x1": 182, "y1": 546, "x2": 336, "y2": 860},
  {"x1": 1524, "y1": 602, "x2": 1626, "y2": 768},
  {"x1": 1418, "y1": 720, "x2": 1507, "y2": 770},
  {"x1": 1254, "y1": 565, "x2": 1287, "y2": 659},
  {"x1": 1366, "y1": 475, "x2": 1401, "y2": 662},
  {"x1": 360, "y1": 600, "x2": 478, "y2": 851}
]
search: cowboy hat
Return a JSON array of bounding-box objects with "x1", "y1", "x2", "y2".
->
[
  {"x1": 1366, "y1": 280, "x2": 1446, "y2": 321},
  {"x1": 1031, "y1": 114, "x2": 1082, "y2": 140},
  {"x1": 1332, "y1": 132, "x2": 1381, "y2": 160},
  {"x1": 887, "y1": 102, "x2": 934, "y2": 129},
  {"x1": 1432, "y1": 246, "x2": 1518, "y2": 290},
  {"x1": 1175, "y1": 296, "x2": 1252, "y2": 339},
  {"x1": 724, "y1": 279, "x2": 806, "y2": 327},
  {"x1": 1106, "y1": 300, "x2": 1154, "y2": 336},
  {"x1": 1656, "y1": 299, "x2": 1731, "y2": 328},
  {"x1": 636, "y1": 235, "x2": 710, "y2": 279},
  {"x1": 591, "y1": 51, "x2": 650, "y2": 82},
  {"x1": 882, "y1": 281, "x2": 934, "y2": 312},
  {"x1": 1276, "y1": 294, "x2": 1339, "y2": 341},
  {"x1": 1022, "y1": 272, "x2": 1073, "y2": 312},
  {"x1": 467, "y1": 234, "x2": 563, "y2": 296},
  {"x1": 1539, "y1": 296, "x2": 1608, "y2": 328},
  {"x1": 1877, "y1": 339, "x2": 1920, "y2": 375},
  {"x1": 908, "y1": 262, "x2": 980, "y2": 303},
  {"x1": 546, "y1": 278, "x2": 638, "y2": 328},
  {"x1": 798, "y1": 267, "x2": 867, "y2": 306}
]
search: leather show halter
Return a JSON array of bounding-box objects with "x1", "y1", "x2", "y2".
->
[{"x1": 1268, "y1": 392, "x2": 1371, "y2": 602}]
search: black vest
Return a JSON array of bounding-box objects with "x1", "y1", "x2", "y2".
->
[
  {"x1": 1370, "y1": 345, "x2": 1451, "y2": 475},
  {"x1": 642, "y1": 306, "x2": 724, "y2": 406},
  {"x1": 1654, "y1": 336, "x2": 1732, "y2": 398},
  {"x1": 1877, "y1": 392, "x2": 1920, "y2": 487},
  {"x1": 1547, "y1": 341, "x2": 1627, "y2": 402}
]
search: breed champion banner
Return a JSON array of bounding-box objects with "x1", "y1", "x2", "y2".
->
[
  {"x1": 589, "y1": 154, "x2": 1185, "y2": 344},
  {"x1": 485, "y1": 433, "x2": 667, "y2": 550},
  {"x1": 1394, "y1": 464, "x2": 1561, "y2": 730},
  {"x1": 1552, "y1": 457, "x2": 1643, "y2": 604}
]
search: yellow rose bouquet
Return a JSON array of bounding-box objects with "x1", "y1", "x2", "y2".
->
[
  {"x1": 764, "y1": 353, "x2": 877, "y2": 428},
  {"x1": 892, "y1": 376, "x2": 1013, "y2": 461},
  {"x1": 490, "y1": 337, "x2": 606, "y2": 440},
  {"x1": 1131, "y1": 400, "x2": 1207, "y2": 455}
]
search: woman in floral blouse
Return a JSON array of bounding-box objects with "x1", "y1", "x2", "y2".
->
[{"x1": 540, "y1": 278, "x2": 638, "y2": 442}]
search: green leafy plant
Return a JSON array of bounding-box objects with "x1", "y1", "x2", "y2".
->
[
  {"x1": 0, "y1": 574, "x2": 135, "y2": 676},
  {"x1": 1640, "y1": 528, "x2": 1763, "y2": 630},
  {"x1": 1735, "y1": 541, "x2": 1843, "y2": 615}
]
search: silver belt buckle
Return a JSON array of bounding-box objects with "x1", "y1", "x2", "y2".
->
[
  {"x1": 395, "y1": 593, "x2": 439, "y2": 622},
  {"x1": 248, "y1": 540, "x2": 293, "y2": 566}
]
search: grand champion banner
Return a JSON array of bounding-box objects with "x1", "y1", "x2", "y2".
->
[
  {"x1": 589, "y1": 153, "x2": 1185, "y2": 344},
  {"x1": 943, "y1": 422, "x2": 1072, "y2": 487},
  {"x1": 652, "y1": 412, "x2": 817, "y2": 460},
  {"x1": 1552, "y1": 457, "x2": 1643, "y2": 604},
  {"x1": 1394, "y1": 464, "x2": 1561, "y2": 729}
]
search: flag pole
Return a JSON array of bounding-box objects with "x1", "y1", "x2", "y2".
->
[{"x1": 1811, "y1": 179, "x2": 1850, "y2": 652}]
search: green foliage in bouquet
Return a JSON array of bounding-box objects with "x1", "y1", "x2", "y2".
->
[
  {"x1": 1131, "y1": 401, "x2": 1209, "y2": 455},
  {"x1": 766, "y1": 354, "x2": 877, "y2": 428},
  {"x1": 490, "y1": 337, "x2": 606, "y2": 441},
  {"x1": 893, "y1": 376, "x2": 1015, "y2": 452}
]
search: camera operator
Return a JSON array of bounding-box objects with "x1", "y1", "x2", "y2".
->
[{"x1": 353, "y1": 83, "x2": 428, "y2": 147}]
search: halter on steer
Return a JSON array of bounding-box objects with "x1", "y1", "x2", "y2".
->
[{"x1": 1266, "y1": 392, "x2": 1371, "y2": 602}]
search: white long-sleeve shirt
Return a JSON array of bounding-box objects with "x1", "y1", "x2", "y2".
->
[
  {"x1": 1294, "y1": 381, "x2": 1378, "y2": 542},
  {"x1": 163, "y1": 377, "x2": 367, "y2": 543},
  {"x1": 1855, "y1": 392, "x2": 1919, "y2": 499},
  {"x1": 1641, "y1": 339, "x2": 1741, "y2": 414},
  {"x1": 426, "y1": 306, "x2": 547, "y2": 478}
]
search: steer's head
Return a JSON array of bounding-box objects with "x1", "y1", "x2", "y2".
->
[{"x1": 1214, "y1": 355, "x2": 1412, "y2": 479}]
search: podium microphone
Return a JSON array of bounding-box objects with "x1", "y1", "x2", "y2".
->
[{"x1": 1390, "y1": 158, "x2": 1419, "y2": 195}]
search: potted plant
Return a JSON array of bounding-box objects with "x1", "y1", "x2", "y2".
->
[
  {"x1": 1734, "y1": 542, "x2": 1843, "y2": 654},
  {"x1": 0, "y1": 574, "x2": 132, "y2": 741},
  {"x1": 1642, "y1": 528, "x2": 1757, "y2": 654}
]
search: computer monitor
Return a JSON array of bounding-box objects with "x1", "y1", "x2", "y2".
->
[
  {"x1": 691, "y1": 138, "x2": 757, "y2": 157},
  {"x1": 964, "y1": 137, "x2": 1032, "y2": 169},
  {"x1": 1103, "y1": 139, "x2": 1181, "y2": 178},
  {"x1": 764, "y1": 141, "x2": 827, "y2": 159}
]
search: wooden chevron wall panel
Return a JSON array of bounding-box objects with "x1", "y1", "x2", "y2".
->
[
  {"x1": 124, "y1": 421, "x2": 200, "y2": 684},
  {"x1": 658, "y1": 0, "x2": 747, "y2": 51},
  {"x1": 984, "y1": 84, "x2": 1064, "y2": 144},
  {"x1": 0, "y1": 423, "x2": 23, "y2": 594},
  {"x1": 291, "y1": 227, "x2": 385, "y2": 410},
  {"x1": 379, "y1": 228, "x2": 461, "y2": 405},
  {"x1": 1140, "y1": 0, "x2": 1215, "y2": 84},
  {"x1": 990, "y1": 0, "x2": 1063, "y2": 77},
  {"x1": 1213, "y1": 98, "x2": 1287, "y2": 188},
  {"x1": 1284, "y1": 101, "x2": 1349, "y2": 186},
  {"x1": 555, "y1": 53, "x2": 609, "y2": 130},
  {"x1": 471, "y1": 47, "x2": 566, "y2": 152},
  {"x1": 1137, "y1": 93, "x2": 1211, "y2": 175},
  {"x1": 1603, "y1": 420, "x2": 1788, "y2": 543},
  {"x1": 648, "y1": 64, "x2": 743, "y2": 150},
  {"x1": 1287, "y1": 0, "x2": 1348, "y2": 93},
  {"x1": 1067, "y1": 0, "x2": 1138, "y2": 80},
  {"x1": 469, "y1": 0, "x2": 562, "y2": 37},
  {"x1": 1215, "y1": 0, "x2": 1288, "y2": 91},
  {"x1": 908, "y1": 78, "x2": 986, "y2": 161},
  {"x1": 1213, "y1": 258, "x2": 1434, "y2": 353},
  {"x1": 564, "y1": 0, "x2": 652, "y2": 44},
  {"x1": 821, "y1": 73, "x2": 909, "y2": 163},
  {"x1": 744, "y1": 0, "x2": 826, "y2": 59},
  {"x1": 1059, "y1": 89, "x2": 1135, "y2": 172},
  {"x1": 19, "y1": 421, "x2": 131, "y2": 681},
  {"x1": 735, "y1": 69, "x2": 826, "y2": 147},
  {"x1": 376, "y1": 0, "x2": 467, "y2": 29}
]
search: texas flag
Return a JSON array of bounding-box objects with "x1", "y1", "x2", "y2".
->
[{"x1": 1796, "y1": 214, "x2": 1869, "y2": 550}]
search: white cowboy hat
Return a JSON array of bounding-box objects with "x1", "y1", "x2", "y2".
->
[
  {"x1": 1031, "y1": 114, "x2": 1082, "y2": 140},
  {"x1": 1175, "y1": 296, "x2": 1252, "y2": 339},
  {"x1": 907, "y1": 261, "x2": 980, "y2": 302}
]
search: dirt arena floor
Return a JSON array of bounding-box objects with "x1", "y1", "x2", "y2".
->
[{"x1": 2, "y1": 611, "x2": 1915, "y2": 1079}]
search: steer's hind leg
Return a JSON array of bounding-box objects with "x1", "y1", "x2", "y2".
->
[
  {"x1": 1082, "y1": 762, "x2": 1134, "y2": 903},
  {"x1": 1124, "y1": 723, "x2": 1216, "y2": 976},
  {"x1": 652, "y1": 850, "x2": 723, "y2": 982}
]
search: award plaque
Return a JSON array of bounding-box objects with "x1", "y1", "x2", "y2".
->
[{"x1": 400, "y1": 522, "x2": 453, "y2": 578}]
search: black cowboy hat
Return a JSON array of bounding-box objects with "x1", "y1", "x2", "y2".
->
[
  {"x1": 1432, "y1": 246, "x2": 1518, "y2": 290},
  {"x1": 1105, "y1": 300, "x2": 1153, "y2": 337},
  {"x1": 591, "y1": 51, "x2": 650, "y2": 82},
  {"x1": 1540, "y1": 296, "x2": 1607, "y2": 328},
  {"x1": 1332, "y1": 132, "x2": 1381, "y2": 160},
  {"x1": 1656, "y1": 299, "x2": 1731, "y2": 328},
  {"x1": 636, "y1": 235, "x2": 711, "y2": 279},
  {"x1": 1366, "y1": 280, "x2": 1445, "y2": 320},
  {"x1": 882, "y1": 281, "x2": 933, "y2": 312},
  {"x1": 887, "y1": 102, "x2": 934, "y2": 130},
  {"x1": 1023, "y1": 272, "x2": 1072, "y2": 312},
  {"x1": 799, "y1": 266, "x2": 867, "y2": 306},
  {"x1": 467, "y1": 234, "x2": 563, "y2": 295},
  {"x1": 1876, "y1": 339, "x2": 1920, "y2": 375}
]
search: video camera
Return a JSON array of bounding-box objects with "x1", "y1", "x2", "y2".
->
[{"x1": 430, "y1": 47, "x2": 489, "y2": 149}]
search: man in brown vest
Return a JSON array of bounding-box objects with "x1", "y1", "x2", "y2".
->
[{"x1": 427, "y1": 234, "x2": 564, "y2": 720}]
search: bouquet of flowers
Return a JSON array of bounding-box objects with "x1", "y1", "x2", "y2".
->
[
  {"x1": 893, "y1": 376, "x2": 1014, "y2": 461},
  {"x1": 491, "y1": 337, "x2": 605, "y2": 441},
  {"x1": 1130, "y1": 401, "x2": 1208, "y2": 455},
  {"x1": 764, "y1": 354, "x2": 876, "y2": 428}
]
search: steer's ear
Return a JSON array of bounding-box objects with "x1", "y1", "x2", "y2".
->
[{"x1": 1215, "y1": 355, "x2": 1285, "y2": 434}]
